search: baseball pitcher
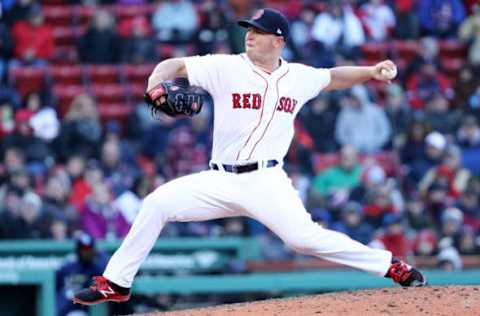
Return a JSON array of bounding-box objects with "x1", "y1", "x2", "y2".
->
[{"x1": 74, "y1": 8, "x2": 425, "y2": 305}]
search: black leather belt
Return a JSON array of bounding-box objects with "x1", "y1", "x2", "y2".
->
[{"x1": 210, "y1": 160, "x2": 278, "y2": 174}]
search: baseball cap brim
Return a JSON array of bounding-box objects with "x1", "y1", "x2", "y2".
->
[{"x1": 238, "y1": 20, "x2": 278, "y2": 36}]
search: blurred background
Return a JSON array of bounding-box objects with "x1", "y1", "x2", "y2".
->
[{"x1": 0, "y1": 0, "x2": 479, "y2": 315}]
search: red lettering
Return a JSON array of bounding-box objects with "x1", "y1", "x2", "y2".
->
[
  {"x1": 252, "y1": 94, "x2": 261, "y2": 109},
  {"x1": 232, "y1": 93, "x2": 241, "y2": 108},
  {"x1": 290, "y1": 99, "x2": 298, "y2": 113},
  {"x1": 277, "y1": 97, "x2": 285, "y2": 111},
  {"x1": 284, "y1": 98, "x2": 292, "y2": 113},
  {"x1": 243, "y1": 93, "x2": 251, "y2": 108}
]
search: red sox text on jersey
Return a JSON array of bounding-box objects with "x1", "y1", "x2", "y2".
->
[{"x1": 232, "y1": 93, "x2": 298, "y2": 114}]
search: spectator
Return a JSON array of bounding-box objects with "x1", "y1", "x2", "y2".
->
[
  {"x1": 311, "y1": 1, "x2": 365, "y2": 60},
  {"x1": 359, "y1": 0, "x2": 396, "y2": 42},
  {"x1": 424, "y1": 92, "x2": 461, "y2": 136},
  {"x1": 418, "y1": 0, "x2": 466, "y2": 38},
  {"x1": 383, "y1": 83, "x2": 411, "y2": 149},
  {"x1": 419, "y1": 144, "x2": 471, "y2": 199},
  {"x1": 2, "y1": 0, "x2": 37, "y2": 26},
  {"x1": 0, "y1": 22, "x2": 14, "y2": 85},
  {"x1": 370, "y1": 213, "x2": 412, "y2": 261},
  {"x1": 405, "y1": 193, "x2": 435, "y2": 230},
  {"x1": 1, "y1": 109, "x2": 52, "y2": 167},
  {"x1": 437, "y1": 245, "x2": 463, "y2": 271},
  {"x1": 363, "y1": 182, "x2": 399, "y2": 228},
  {"x1": 298, "y1": 95, "x2": 338, "y2": 153},
  {"x1": 459, "y1": 4, "x2": 480, "y2": 65},
  {"x1": 120, "y1": 15, "x2": 158, "y2": 64},
  {"x1": 100, "y1": 138, "x2": 139, "y2": 196},
  {"x1": 54, "y1": 94, "x2": 102, "y2": 161},
  {"x1": 403, "y1": 37, "x2": 441, "y2": 85},
  {"x1": 406, "y1": 62, "x2": 453, "y2": 109},
  {"x1": 457, "y1": 115, "x2": 480, "y2": 149},
  {"x1": 56, "y1": 232, "x2": 108, "y2": 316},
  {"x1": 412, "y1": 228, "x2": 438, "y2": 256},
  {"x1": 0, "y1": 186, "x2": 23, "y2": 238},
  {"x1": 335, "y1": 85, "x2": 391, "y2": 152},
  {"x1": 456, "y1": 186, "x2": 480, "y2": 232},
  {"x1": 80, "y1": 182, "x2": 130, "y2": 240},
  {"x1": 194, "y1": 0, "x2": 229, "y2": 55},
  {"x1": 309, "y1": 144, "x2": 361, "y2": 203},
  {"x1": 11, "y1": 4, "x2": 54, "y2": 66},
  {"x1": 331, "y1": 201, "x2": 374, "y2": 245},
  {"x1": 151, "y1": 0, "x2": 199, "y2": 43},
  {"x1": 457, "y1": 226, "x2": 480, "y2": 254},
  {"x1": 42, "y1": 174, "x2": 77, "y2": 236},
  {"x1": 78, "y1": 10, "x2": 120, "y2": 64},
  {"x1": 2, "y1": 191, "x2": 51, "y2": 239},
  {"x1": 454, "y1": 66, "x2": 480, "y2": 110},
  {"x1": 405, "y1": 131, "x2": 446, "y2": 184},
  {"x1": 440, "y1": 207, "x2": 464, "y2": 244},
  {"x1": 392, "y1": 0, "x2": 419, "y2": 39}
]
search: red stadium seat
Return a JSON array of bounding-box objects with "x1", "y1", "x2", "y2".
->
[
  {"x1": 122, "y1": 64, "x2": 155, "y2": 84},
  {"x1": 390, "y1": 40, "x2": 419, "y2": 62},
  {"x1": 9, "y1": 67, "x2": 48, "y2": 97},
  {"x1": 53, "y1": 26, "x2": 77, "y2": 47},
  {"x1": 52, "y1": 84, "x2": 88, "y2": 117},
  {"x1": 441, "y1": 57, "x2": 465, "y2": 79},
  {"x1": 43, "y1": 5, "x2": 74, "y2": 27},
  {"x1": 439, "y1": 40, "x2": 467, "y2": 59},
  {"x1": 74, "y1": 5, "x2": 96, "y2": 28},
  {"x1": 361, "y1": 42, "x2": 389, "y2": 61},
  {"x1": 113, "y1": 4, "x2": 153, "y2": 20},
  {"x1": 90, "y1": 83, "x2": 127, "y2": 103},
  {"x1": 85, "y1": 65, "x2": 121, "y2": 84},
  {"x1": 127, "y1": 83, "x2": 147, "y2": 104},
  {"x1": 49, "y1": 65, "x2": 84, "y2": 85}
]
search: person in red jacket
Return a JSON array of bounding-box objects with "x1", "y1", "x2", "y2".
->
[{"x1": 11, "y1": 5, "x2": 54, "y2": 66}]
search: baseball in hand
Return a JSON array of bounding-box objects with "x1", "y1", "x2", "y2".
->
[{"x1": 381, "y1": 67, "x2": 397, "y2": 80}]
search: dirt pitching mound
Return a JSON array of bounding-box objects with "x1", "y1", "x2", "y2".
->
[{"x1": 138, "y1": 286, "x2": 480, "y2": 316}]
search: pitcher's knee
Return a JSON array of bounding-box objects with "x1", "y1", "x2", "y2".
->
[
  {"x1": 140, "y1": 192, "x2": 170, "y2": 222},
  {"x1": 284, "y1": 239, "x2": 318, "y2": 255}
]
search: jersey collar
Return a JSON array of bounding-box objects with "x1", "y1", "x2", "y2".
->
[{"x1": 241, "y1": 53, "x2": 288, "y2": 79}]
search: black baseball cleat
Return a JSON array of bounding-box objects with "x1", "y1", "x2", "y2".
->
[
  {"x1": 385, "y1": 257, "x2": 427, "y2": 287},
  {"x1": 73, "y1": 276, "x2": 131, "y2": 305}
]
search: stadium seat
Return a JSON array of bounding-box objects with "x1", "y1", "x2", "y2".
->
[
  {"x1": 85, "y1": 65, "x2": 121, "y2": 84},
  {"x1": 113, "y1": 4, "x2": 153, "y2": 20},
  {"x1": 52, "y1": 84, "x2": 88, "y2": 117},
  {"x1": 74, "y1": 5, "x2": 96, "y2": 28},
  {"x1": 441, "y1": 57, "x2": 464, "y2": 78},
  {"x1": 53, "y1": 26, "x2": 77, "y2": 47},
  {"x1": 43, "y1": 5, "x2": 74, "y2": 27},
  {"x1": 90, "y1": 83, "x2": 127, "y2": 103},
  {"x1": 127, "y1": 83, "x2": 147, "y2": 104},
  {"x1": 390, "y1": 40, "x2": 419, "y2": 62},
  {"x1": 439, "y1": 40, "x2": 467, "y2": 59},
  {"x1": 9, "y1": 67, "x2": 48, "y2": 97},
  {"x1": 122, "y1": 64, "x2": 155, "y2": 84},
  {"x1": 361, "y1": 42, "x2": 389, "y2": 61},
  {"x1": 49, "y1": 65, "x2": 84, "y2": 85}
]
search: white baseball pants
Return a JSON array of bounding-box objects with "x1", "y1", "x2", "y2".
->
[{"x1": 104, "y1": 166, "x2": 392, "y2": 287}]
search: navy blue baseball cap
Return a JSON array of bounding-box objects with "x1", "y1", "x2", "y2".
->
[{"x1": 238, "y1": 8, "x2": 289, "y2": 40}]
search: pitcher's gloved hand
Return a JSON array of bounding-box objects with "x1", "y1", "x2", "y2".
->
[{"x1": 144, "y1": 81, "x2": 211, "y2": 118}]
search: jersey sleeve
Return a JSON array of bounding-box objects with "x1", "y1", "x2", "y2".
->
[
  {"x1": 183, "y1": 54, "x2": 227, "y2": 96},
  {"x1": 295, "y1": 64, "x2": 331, "y2": 101}
]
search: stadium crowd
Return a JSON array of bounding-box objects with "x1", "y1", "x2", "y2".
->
[{"x1": 0, "y1": 0, "x2": 479, "y2": 275}]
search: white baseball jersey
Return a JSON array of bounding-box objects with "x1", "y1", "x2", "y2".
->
[{"x1": 184, "y1": 53, "x2": 331, "y2": 164}]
